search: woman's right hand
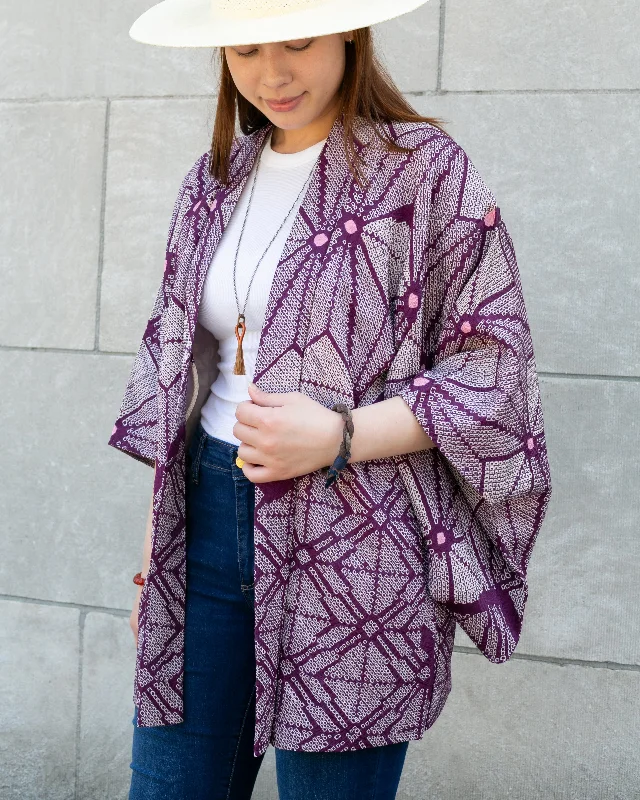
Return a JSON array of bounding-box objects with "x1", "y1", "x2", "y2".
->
[{"x1": 130, "y1": 584, "x2": 144, "y2": 647}]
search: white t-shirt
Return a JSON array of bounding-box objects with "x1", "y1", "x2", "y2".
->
[{"x1": 198, "y1": 129, "x2": 327, "y2": 446}]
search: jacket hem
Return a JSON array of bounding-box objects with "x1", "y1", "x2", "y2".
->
[{"x1": 107, "y1": 435, "x2": 156, "y2": 469}]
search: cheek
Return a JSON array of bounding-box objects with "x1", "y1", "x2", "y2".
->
[
  {"x1": 225, "y1": 56, "x2": 255, "y2": 96},
  {"x1": 306, "y1": 60, "x2": 344, "y2": 97},
  {"x1": 325, "y1": 54, "x2": 346, "y2": 90},
  {"x1": 229, "y1": 71, "x2": 257, "y2": 102}
]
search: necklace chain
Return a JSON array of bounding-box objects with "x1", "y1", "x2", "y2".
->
[
  {"x1": 230, "y1": 131, "x2": 323, "y2": 375},
  {"x1": 232, "y1": 133, "x2": 320, "y2": 321}
]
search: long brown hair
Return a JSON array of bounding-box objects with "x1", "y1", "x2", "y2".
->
[{"x1": 209, "y1": 27, "x2": 449, "y2": 186}]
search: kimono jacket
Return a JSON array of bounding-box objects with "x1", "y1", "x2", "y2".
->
[{"x1": 108, "y1": 112, "x2": 552, "y2": 756}]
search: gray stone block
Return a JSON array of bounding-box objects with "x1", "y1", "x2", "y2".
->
[
  {"x1": 0, "y1": 350, "x2": 154, "y2": 609},
  {"x1": 0, "y1": 599, "x2": 79, "y2": 800},
  {"x1": 522, "y1": 376, "x2": 640, "y2": 665},
  {"x1": 455, "y1": 375, "x2": 640, "y2": 667},
  {"x1": 410, "y1": 92, "x2": 640, "y2": 377},
  {"x1": 397, "y1": 652, "x2": 640, "y2": 799},
  {"x1": 0, "y1": 0, "x2": 218, "y2": 100},
  {"x1": 253, "y1": 747, "x2": 279, "y2": 800},
  {"x1": 100, "y1": 97, "x2": 213, "y2": 353},
  {"x1": 78, "y1": 613, "x2": 135, "y2": 800},
  {"x1": 373, "y1": 1, "x2": 440, "y2": 92},
  {"x1": 442, "y1": 0, "x2": 640, "y2": 90},
  {"x1": 0, "y1": 101, "x2": 105, "y2": 350}
]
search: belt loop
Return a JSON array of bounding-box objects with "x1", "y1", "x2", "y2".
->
[{"x1": 191, "y1": 426, "x2": 206, "y2": 485}]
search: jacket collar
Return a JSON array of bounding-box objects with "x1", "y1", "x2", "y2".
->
[{"x1": 208, "y1": 111, "x2": 389, "y2": 220}]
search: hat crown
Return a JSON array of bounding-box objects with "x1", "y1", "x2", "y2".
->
[{"x1": 215, "y1": 0, "x2": 324, "y2": 19}]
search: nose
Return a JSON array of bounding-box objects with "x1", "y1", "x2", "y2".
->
[{"x1": 260, "y1": 49, "x2": 293, "y2": 90}]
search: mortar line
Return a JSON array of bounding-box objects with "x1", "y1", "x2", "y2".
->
[
  {"x1": 538, "y1": 371, "x2": 640, "y2": 383},
  {"x1": 0, "y1": 343, "x2": 133, "y2": 357},
  {"x1": 74, "y1": 610, "x2": 87, "y2": 800},
  {"x1": 452, "y1": 645, "x2": 640, "y2": 673},
  {"x1": 406, "y1": 88, "x2": 640, "y2": 97},
  {"x1": 94, "y1": 98, "x2": 111, "y2": 352},
  {"x1": 2, "y1": 592, "x2": 130, "y2": 617},
  {"x1": 2, "y1": 592, "x2": 639, "y2": 673},
  {"x1": 0, "y1": 94, "x2": 214, "y2": 104},
  {"x1": 436, "y1": 0, "x2": 446, "y2": 92},
  {"x1": 2, "y1": 88, "x2": 640, "y2": 105}
]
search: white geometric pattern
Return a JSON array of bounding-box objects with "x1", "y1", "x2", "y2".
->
[{"x1": 108, "y1": 112, "x2": 552, "y2": 756}]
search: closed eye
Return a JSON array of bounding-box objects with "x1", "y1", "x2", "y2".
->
[{"x1": 235, "y1": 40, "x2": 313, "y2": 57}]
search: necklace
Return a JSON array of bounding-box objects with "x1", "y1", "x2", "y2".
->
[{"x1": 232, "y1": 133, "x2": 322, "y2": 375}]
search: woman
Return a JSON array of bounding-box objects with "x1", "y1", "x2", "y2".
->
[{"x1": 109, "y1": 1, "x2": 553, "y2": 798}]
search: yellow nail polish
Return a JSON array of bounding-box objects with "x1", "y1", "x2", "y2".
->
[{"x1": 235, "y1": 456, "x2": 244, "y2": 468}]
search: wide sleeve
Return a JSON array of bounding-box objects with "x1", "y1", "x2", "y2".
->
[
  {"x1": 107, "y1": 280, "x2": 165, "y2": 468},
  {"x1": 396, "y1": 141, "x2": 553, "y2": 659},
  {"x1": 106, "y1": 155, "x2": 205, "y2": 467}
]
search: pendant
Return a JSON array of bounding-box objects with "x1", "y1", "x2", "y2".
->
[{"x1": 233, "y1": 313, "x2": 247, "y2": 375}]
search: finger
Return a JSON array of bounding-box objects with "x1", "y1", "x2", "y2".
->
[
  {"x1": 233, "y1": 420, "x2": 260, "y2": 447},
  {"x1": 234, "y1": 398, "x2": 261, "y2": 425},
  {"x1": 242, "y1": 462, "x2": 271, "y2": 483},
  {"x1": 237, "y1": 440, "x2": 265, "y2": 465}
]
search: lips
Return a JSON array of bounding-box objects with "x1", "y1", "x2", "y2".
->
[{"x1": 265, "y1": 93, "x2": 304, "y2": 112}]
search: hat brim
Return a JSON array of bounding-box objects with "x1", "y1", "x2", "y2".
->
[{"x1": 129, "y1": 0, "x2": 431, "y2": 47}]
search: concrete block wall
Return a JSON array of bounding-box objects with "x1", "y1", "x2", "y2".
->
[{"x1": 1, "y1": 1, "x2": 638, "y2": 797}]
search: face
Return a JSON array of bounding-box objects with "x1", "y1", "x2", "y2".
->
[{"x1": 224, "y1": 33, "x2": 351, "y2": 131}]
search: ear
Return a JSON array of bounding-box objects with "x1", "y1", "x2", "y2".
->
[{"x1": 343, "y1": 30, "x2": 354, "y2": 44}]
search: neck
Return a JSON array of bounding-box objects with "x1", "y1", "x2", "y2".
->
[{"x1": 269, "y1": 97, "x2": 341, "y2": 154}]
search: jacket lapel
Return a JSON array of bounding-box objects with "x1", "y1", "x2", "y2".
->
[
  {"x1": 183, "y1": 122, "x2": 271, "y2": 382},
  {"x1": 184, "y1": 114, "x2": 379, "y2": 402}
]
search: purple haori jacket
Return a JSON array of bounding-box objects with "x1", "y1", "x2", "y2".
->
[{"x1": 108, "y1": 112, "x2": 552, "y2": 756}]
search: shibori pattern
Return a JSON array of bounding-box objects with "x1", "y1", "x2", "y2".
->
[{"x1": 108, "y1": 112, "x2": 552, "y2": 756}]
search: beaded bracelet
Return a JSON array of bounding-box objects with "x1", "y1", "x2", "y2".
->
[{"x1": 324, "y1": 402, "x2": 354, "y2": 488}]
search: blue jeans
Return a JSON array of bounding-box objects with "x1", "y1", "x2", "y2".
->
[{"x1": 129, "y1": 420, "x2": 409, "y2": 800}]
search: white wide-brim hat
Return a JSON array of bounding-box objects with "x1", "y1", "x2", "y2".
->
[{"x1": 129, "y1": 0, "x2": 431, "y2": 48}]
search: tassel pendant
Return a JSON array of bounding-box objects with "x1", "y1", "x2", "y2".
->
[{"x1": 233, "y1": 313, "x2": 247, "y2": 375}]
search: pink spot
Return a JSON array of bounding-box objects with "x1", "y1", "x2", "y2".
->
[
  {"x1": 484, "y1": 207, "x2": 496, "y2": 227},
  {"x1": 208, "y1": 197, "x2": 217, "y2": 211},
  {"x1": 437, "y1": 531, "x2": 446, "y2": 545},
  {"x1": 413, "y1": 376, "x2": 429, "y2": 387},
  {"x1": 164, "y1": 258, "x2": 168, "y2": 272},
  {"x1": 461, "y1": 320, "x2": 472, "y2": 334},
  {"x1": 314, "y1": 233, "x2": 328, "y2": 247},
  {"x1": 111, "y1": 424, "x2": 118, "y2": 435},
  {"x1": 527, "y1": 437, "x2": 535, "y2": 450},
  {"x1": 408, "y1": 292, "x2": 419, "y2": 309},
  {"x1": 193, "y1": 200, "x2": 202, "y2": 212},
  {"x1": 344, "y1": 219, "x2": 358, "y2": 234}
]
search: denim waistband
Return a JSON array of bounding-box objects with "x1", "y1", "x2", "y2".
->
[{"x1": 187, "y1": 420, "x2": 248, "y2": 485}]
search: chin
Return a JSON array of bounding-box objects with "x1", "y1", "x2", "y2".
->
[
  {"x1": 258, "y1": 97, "x2": 316, "y2": 127},
  {"x1": 262, "y1": 112, "x2": 308, "y2": 130},
  {"x1": 274, "y1": 118, "x2": 307, "y2": 130}
]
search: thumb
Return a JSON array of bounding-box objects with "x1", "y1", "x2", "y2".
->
[{"x1": 248, "y1": 381, "x2": 287, "y2": 407}]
